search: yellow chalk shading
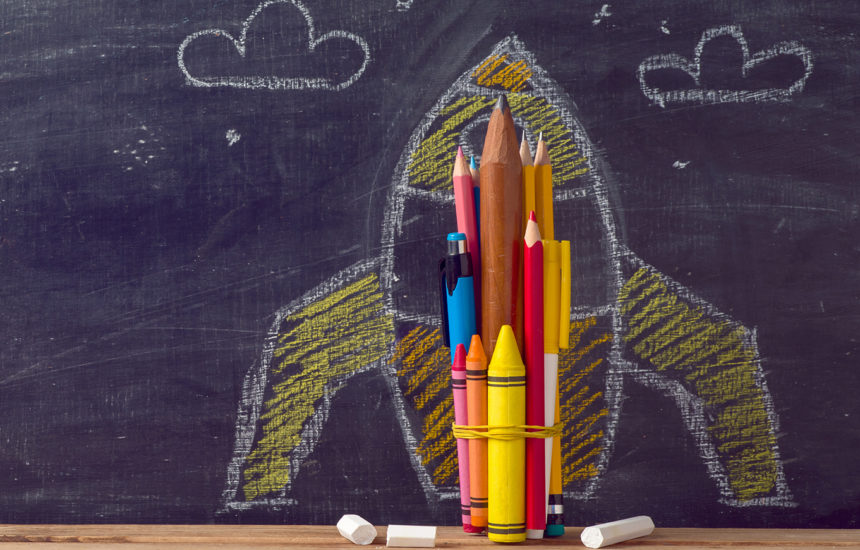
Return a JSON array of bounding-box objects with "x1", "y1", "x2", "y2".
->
[
  {"x1": 240, "y1": 273, "x2": 394, "y2": 501},
  {"x1": 392, "y1": 325, "x2": 458, "y2": 486},
  {"x1": 472, "y1": 54, "x2": 533, "y2": 92},
  {"x1": 558, "y1": 317, "x2": 611, "y2": 486},
  {"x1": 618, "y1": 267, "x2": 779, "y2": 501},
  {"x1": 408, "y1": 96, "x2": 495, "y2": 191}
]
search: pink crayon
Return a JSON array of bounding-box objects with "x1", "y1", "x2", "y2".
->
[{"x1": 452, "y1": 344, "x2": 480, "y2": 533}]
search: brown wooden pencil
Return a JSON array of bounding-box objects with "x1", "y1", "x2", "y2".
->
[{"x1": 480, "y1": 95, "x2": 523, "y2": 357}]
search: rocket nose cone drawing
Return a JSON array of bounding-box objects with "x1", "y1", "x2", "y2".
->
[{"x1": 386, "y1": 35, "x2": 618, "y2": 501}]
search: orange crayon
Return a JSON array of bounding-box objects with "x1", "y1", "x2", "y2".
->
[{"x1": 466, "y1": 334, "x2": 489, "y2": 530}]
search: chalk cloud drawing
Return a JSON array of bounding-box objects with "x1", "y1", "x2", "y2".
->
[
  {"x1": 395, "y1": 0, "x2": 414, "y2": 11},
  {"x1": 177, "y1": 0, "x2": 370, "y2": 91},
  {"x1": 220, "y1": 35, "x2": 793, "y2": 516},
  {"x1": 638, "y1": 25, "x2": 813, "y2": 108}
]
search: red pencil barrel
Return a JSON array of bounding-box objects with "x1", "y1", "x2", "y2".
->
[{"x1": 523, "y1": 218, "x2": 545, "y2": 535}]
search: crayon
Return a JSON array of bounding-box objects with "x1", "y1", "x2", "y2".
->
[
  {"x1": 466, "y1": 335, "x2": 488, "y2": 529},
  {"x1": 452, "y1": 344, "x2": 479, "y2": 532},
  {"x1": 487, "y1": 325, "x2": 526, "y2": 543}
]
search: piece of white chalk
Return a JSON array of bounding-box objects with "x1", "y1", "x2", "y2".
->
[
  {"x1": 386, "y1": 524, "x2": 436, "y2": 548},
  {"x1": 337, "y1": 514, "x2": 378, "y2": 545},
  {"x1": 580, "y1": 515, "x2": 655, "y2": 548}
]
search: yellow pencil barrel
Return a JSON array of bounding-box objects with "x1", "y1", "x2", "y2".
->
[{"x1": 534, "y1": 163, "x2": 554, "y2": 240}]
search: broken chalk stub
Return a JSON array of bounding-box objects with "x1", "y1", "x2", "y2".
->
[
  {"x1": 580, "y1": 515, "x2": 655, "y2": 548},
  {"x1": 386, "y1": 524, "x2": 437, "y2": 548},
  {"x1": 337, "y1": 514, "x2": 378, "y2": 545}
]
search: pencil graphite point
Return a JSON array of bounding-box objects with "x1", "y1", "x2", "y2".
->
[{"x1": 495, "y1": 94, "x2": 509, "y2": 113}]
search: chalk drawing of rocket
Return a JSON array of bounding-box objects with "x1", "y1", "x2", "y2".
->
[{"x1": 219, "y1": 35, "x2": 793, "y2": 515}]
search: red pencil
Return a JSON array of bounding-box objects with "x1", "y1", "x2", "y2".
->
[{"x1": 523, "y1": 211, "x2": 545, "y2": 539}]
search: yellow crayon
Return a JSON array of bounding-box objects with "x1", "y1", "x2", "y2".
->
[{"x1": 487, "y1": 325, "x2": 526, "y2": 543}]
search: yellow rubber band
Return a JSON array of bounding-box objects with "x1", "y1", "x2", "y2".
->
[{"x1": 452, "y1": 423, "x2": 562, "y2": 441}]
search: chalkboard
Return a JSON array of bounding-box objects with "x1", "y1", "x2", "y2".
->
[{"x1": 0, "y1": 0, "x2": 857, "y2": 528}]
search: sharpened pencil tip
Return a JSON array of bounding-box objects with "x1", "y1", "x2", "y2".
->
[
  {"x1": 470, "y1": 155, "x2": 477, "y2": 170},
  {"x1": 457, "y1": 146, "x2": 464, "y2": 157},
  {"x1": 495, "y1": 94, "x2": 509, "y2": 112}
]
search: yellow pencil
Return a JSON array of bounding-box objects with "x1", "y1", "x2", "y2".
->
[
  {"x1": 487, "y1": 325, "x2": 526, "y2": 543},
  {"x1": 534, "y1": 133, "x2": 554, "y2": 240},
  {"x1": 520, "y1": 132, "x2": 535, "y2": 233}
]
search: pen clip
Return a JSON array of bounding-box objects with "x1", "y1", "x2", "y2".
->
[{"x1": 439, "y1": 258, "x2": 451, "y2": 347}]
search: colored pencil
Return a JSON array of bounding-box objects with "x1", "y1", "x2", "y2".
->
[
  {"x1": 523, "y1": 212, "x2": 545, "y2": 539},
  {"x1": 453, "y1": 147, "x2": 481, "y2": 328},
  {"x1": 480, "y1": 95, "x2": 523, "y2": 358},
  {"x1": 534, "y1": 134, "x2": 554, "y2": 240},
  {"x1": 470, "y1": 155, "x2": 480, "y2": 247},
  {"x1": 520, "y1": 134, "x2": 535, "y2": 233}
]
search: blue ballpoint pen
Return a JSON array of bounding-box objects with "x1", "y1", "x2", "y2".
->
[{"x1": 439, "y1": 232, "x2": 478, "y2": 362}]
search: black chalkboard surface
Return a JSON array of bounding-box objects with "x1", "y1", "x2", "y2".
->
[{"x1": 0, "y1": 0, "x2": 857, "y2": 528}]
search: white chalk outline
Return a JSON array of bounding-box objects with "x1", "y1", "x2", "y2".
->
[
  {"x1": 220, "y1": 34, "x2": 794, "y2": 515},
  {"x1": 638, "y1": 25, "x2": 813, "y2": 107},
  {"x1": 177, "y1": 0, "x2": 369, "y2": 91}
]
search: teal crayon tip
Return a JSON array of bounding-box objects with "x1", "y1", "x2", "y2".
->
[
  {"x1": 470, "y1": 155, "x2": 477, "y2": 170},
  {"x1": 545, "y1": 525, "x2": 565, "y2": 537}
]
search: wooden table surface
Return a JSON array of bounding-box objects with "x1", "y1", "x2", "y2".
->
[{"x1": 0, "y1": 525, "x2": 858, "y2": 549}]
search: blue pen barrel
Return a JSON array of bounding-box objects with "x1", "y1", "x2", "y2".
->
[
  {"x1": 439, "y1": 233, "x2": 478, "y2": 362},
  {"x1": 446, "y1": 275, "x2": 476, "y2": 362}
]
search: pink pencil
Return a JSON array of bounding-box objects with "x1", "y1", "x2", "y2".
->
[
  {"x1": 453, "y1": 344, "x2": 480, "y2": 533},
  {"x1": 523, "y1": 212, "x2": 546, "y2": 539},
  {"x1": 453, "y1": 148, "x2": 481, "y2": 328}
]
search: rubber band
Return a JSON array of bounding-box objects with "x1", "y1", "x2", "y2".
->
[{"x1": 452, "y1": 423, "x2": 562, "y2": 441}]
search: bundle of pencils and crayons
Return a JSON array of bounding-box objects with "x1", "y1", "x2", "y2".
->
[{"x1": 439, "y1": 95, "x2": 571, "y2": 543}]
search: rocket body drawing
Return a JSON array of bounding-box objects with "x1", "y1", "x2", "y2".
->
[{"x1": 220, "y1": 35, "x2": 793, "y2": 517}]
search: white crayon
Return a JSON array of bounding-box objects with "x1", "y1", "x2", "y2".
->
[
  {"x1": 580, "y1": 515, "x2": 655, "y2": 548},
  {"x1": 336, "y1": 514, "x2": 377, "y2": 545}
]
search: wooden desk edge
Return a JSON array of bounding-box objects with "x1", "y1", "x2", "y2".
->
[{"x1": 0, "y1": 525, "x2": 858, "y2": 548}]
